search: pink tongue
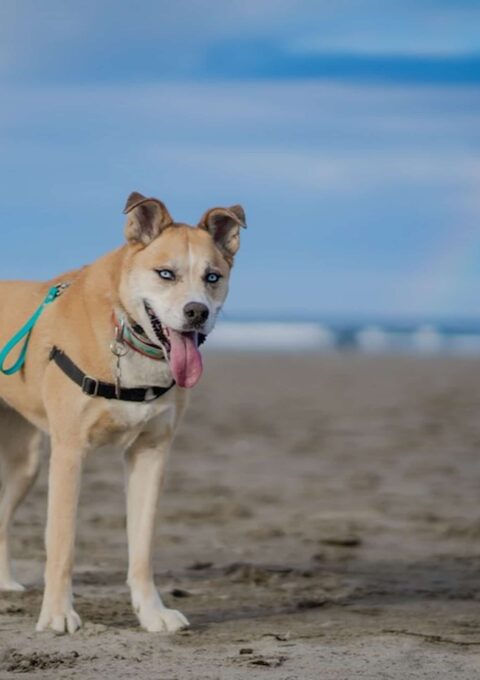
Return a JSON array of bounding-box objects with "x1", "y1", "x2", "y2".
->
[{"x1": 168, "y1": 330, "x2": 203, "y2": 388}]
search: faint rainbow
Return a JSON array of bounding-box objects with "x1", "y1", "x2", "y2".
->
[{"x1": 405, "y1": 223, "x2": 480, "y2": 316}]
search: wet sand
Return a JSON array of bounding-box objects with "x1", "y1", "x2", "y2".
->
[{"x1": 1, "y1": 353, "x2": 480, "y2": 678}]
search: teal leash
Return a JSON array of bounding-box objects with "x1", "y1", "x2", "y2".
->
[{"x1": 0, "y1": 283, "x2": 69, "y2": 376}]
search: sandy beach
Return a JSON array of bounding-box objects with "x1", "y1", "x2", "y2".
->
[{"x1": 1, "y1": 352, "x2": 480, "y2": 679}]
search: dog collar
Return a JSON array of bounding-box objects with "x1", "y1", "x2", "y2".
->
[
  {"x1": 113, "y1": 310, "x2": 208, "y2": 361},
  {"x1": 113, "y1": 312, "x2": 168, "y2": 361}
]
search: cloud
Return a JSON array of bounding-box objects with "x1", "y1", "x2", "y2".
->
[
  {"x1": 1, "y1": 1, "x2": 479, "y2": 84},
  {"x1": 288, "y1": 3, "x2": 480, "y2": 57},
  {"x1": 2, "y1": 78, "x2": 479, "y2": 216},
  {"x1": 1, "y1": 45, "x2": 480, "y2": 315},
  {"x1": 0, "y1": 0, "x2": 320, "y2": 80}
]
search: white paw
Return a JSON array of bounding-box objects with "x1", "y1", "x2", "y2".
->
[
  {"x1": 0, "y1": 579, "x2": 25, "y2": 592},
  {"x1": 137, "y1": 604, "x2": 189, "y2": 633},
  {"x1": 36, "y1": 607, "x2": 82, "y2": 634}
]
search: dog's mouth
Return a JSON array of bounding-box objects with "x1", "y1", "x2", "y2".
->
[{"x1": 144, "y1": 301, "x2": 204, "y2": 388}]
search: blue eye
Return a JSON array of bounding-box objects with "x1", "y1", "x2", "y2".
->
[
  {"x1": 157, "y1": 269, "x2": 175, "y2": 281},
  {"x1": 206, "y1": 272, "x2": 221, "y2": 284}
]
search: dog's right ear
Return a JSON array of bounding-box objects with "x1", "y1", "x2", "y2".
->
[{"x1": 123, "y1": 192, "x2": 174, "y2": 246}]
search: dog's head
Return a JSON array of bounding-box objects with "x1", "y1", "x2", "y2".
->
[{"x1": 119, "y1": 192, "x2": 246, "y2": 388}]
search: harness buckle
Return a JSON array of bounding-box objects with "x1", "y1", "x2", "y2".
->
[
  {"x1": 82, "y1": 375, "x2": 100, "y2": 397},
  {"x1": 143, "y1": 388, "x2": 159, "y2": 402}
]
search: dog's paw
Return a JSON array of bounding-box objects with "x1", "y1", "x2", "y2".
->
[
  {"x1": 0, "y1": 578, "x2": 25, "y2": 592},
  {"x1": 36, "y1": 607, "x2": 82, "y2": 634},
  {"x1": 0, "y1": 579, "x2": 25, "y2": 592},
  {"x1": 137, "y1": 604, "x2": 189, "y2": 633}
]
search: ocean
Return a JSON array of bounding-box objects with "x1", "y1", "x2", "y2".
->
[{"x1": 206, "y1": 318, "x2": 480, "y2": 355}]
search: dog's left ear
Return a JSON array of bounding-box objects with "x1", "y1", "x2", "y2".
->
[
  {"x1": 198, "y1": 205, "x2": 246, "y2": 262},
  {"x1": 123, "y1": 192, "x2": 174, "y2": 246}
]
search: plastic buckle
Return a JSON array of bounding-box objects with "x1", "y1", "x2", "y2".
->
[
  {"x1": 143, "y1": 388, "x2": 159, "y2": 402},
  {"x1": 81, "y1": 375, "x2": 100, "y2": 397}
]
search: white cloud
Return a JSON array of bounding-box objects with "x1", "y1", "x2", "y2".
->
[
  {"x1": 1, "y1": 0, "x2": 479, "y2": 82},
  {"x1": 0, "y1": 0, "x2": 322, "y2": 79},
  {"x1": 2, "y1": 79, "x2": 478, "y2": 196},
  {"x1": 146, "y1": 146, "x2": 480, "y2": 193},
  {"x1": 289, "y1": 31, "x2": 480, "y2": 58},
  {"x1": 287, "y1": 3, "x2": 480, "y2": 57},
  {"x1": 1, "y1": 75, "x2": 480, "y2": 316}
]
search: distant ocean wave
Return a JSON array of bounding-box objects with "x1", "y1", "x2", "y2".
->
[{"x1": 206, "y1": 321, "x2": 480, "y2": 355}]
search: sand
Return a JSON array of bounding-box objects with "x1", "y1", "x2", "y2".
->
[{"x1": 1, "y1": 352, "x2": 480, "y2": 679}]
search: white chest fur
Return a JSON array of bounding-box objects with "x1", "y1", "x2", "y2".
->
[
  {"x1": 101, "y1": 349, "x2": 178, "y2": 445},
  {"x1": 116, "y1": 344, "x2": 173, "y2": 391}
]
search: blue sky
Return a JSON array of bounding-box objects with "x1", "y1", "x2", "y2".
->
[{"x1": 1, "y1": 1, "x2": 480, "y2": 319}]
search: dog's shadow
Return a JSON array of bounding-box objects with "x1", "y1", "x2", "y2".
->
[
  {"x1": 3, "y1": 554, "x2": 479, "y2": 632},
  {"x1": 185, "y1": 554, "x2": 480, "y2": 628},
  {"x1": 73, "y1": 555, "x2": 480, "y2": 630}
]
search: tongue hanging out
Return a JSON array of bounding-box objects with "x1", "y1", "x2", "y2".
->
[{"x1": 167, "y1": 329, "x2": 203, "y2": 388}]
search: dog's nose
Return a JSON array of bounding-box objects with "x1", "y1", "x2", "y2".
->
[{"x1": 184, "y1": 302, "x2": 209, "y2": 325}]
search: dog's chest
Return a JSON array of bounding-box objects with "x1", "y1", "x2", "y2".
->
[
  {"x1": 118, "y1": 348, "x2": 172, "y2": 391},
  {"x1": 88, "y1": 352, "x2": 177, "y2": 448},
  {"x1": 90, "y1": 397, "x2": 176, "y2": 450}
]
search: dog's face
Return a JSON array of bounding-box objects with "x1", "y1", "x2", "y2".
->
[{"x1": 119, "y1": 192, "x2": 246, "y2": 387}]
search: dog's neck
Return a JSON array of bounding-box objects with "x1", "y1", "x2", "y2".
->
[{"x1": 60, "y1": 247, "x2": 174, "y2": 390}]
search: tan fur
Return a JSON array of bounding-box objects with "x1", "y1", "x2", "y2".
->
[{"x1": 0, "y1": 194, "x2": 245, "y2": 634}]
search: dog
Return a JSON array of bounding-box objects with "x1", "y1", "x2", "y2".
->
[{"x1": 0, "y1": 192, "x2": 246, "y2": 633}]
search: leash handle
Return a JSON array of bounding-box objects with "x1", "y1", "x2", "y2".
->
[{"x1": 0, "y1": 284, "x2": 67, "y2": 376}]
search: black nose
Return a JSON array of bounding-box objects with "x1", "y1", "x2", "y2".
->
[{"x1": 183, "y1": 302, "x2": 209, "y2": 325}]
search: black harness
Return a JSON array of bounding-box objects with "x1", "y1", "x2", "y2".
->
[{"x1": 49, "y1": 346, "x2": 175, "y2": 403}]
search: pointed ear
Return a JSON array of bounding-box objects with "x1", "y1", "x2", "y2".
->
[
  {"x1": 123, "y1": 192, "x2": 174, "y2": 246},
  {"x1": 198, "y1": 205, "x2": 246, "y2": 262}
]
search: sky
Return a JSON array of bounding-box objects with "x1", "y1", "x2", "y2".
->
[{"x1": 1, "y1": 1, "x2": 480, "y2": 320}]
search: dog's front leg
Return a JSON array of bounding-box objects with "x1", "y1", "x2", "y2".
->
[
  {"x1": 125, "y1": 434, "x2": 189, "y2": 633},
  {"x1": 36, "y1": 440, "x2": 84, "y2": 634}
]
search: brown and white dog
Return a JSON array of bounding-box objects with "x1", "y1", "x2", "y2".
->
[{"x1": 0, "y1": 192, "x2": 246, "y2": 634}]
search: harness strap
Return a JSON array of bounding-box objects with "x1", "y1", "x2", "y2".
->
[
  {"x1": 0, "y1": 284, "x2": 69, "y2": 376},
  {"x1": 49, "y1": 346, "x2": 175, "y2": 402}
]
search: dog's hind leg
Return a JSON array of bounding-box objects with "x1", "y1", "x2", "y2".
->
[{"x1": 0, "y1": 404, "x2": 42, "y2": 590}]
